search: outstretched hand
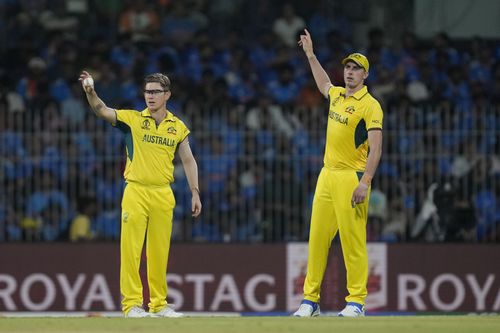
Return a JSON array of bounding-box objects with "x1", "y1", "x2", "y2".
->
[
  {"x1": 298, "y1": 29, "x2": 314, "y2": 58},
  {"x1": 78, "y1": 71, "x2": 94, "y2": 94}
]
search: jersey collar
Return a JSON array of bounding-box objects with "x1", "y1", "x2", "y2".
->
[
  {"x1": 164, "y1": 110, "x2": 176, "y2": 122},
  {"x1": 350, "y1": 86, "x2": 369, "y2": 100},
  {"x1": 140, "y1": 108, "x2": 176, "y2": 122},
  {"x1": 342, "y1": 86, "x2": 368, "y2": 101},
  {"x1": 140, "y1": 108, "x2": 152, "y2": 118}
]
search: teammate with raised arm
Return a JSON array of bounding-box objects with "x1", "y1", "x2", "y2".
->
[{"x1": 293, "y1": 29, "x2": 383, "y2": 317}]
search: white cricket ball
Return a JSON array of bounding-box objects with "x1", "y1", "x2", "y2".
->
[{"x1": 83, "y1": 77, "x2": 94, "y2": 87}]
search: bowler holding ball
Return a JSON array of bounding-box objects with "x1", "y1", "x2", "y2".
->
[{"x1": 78, "y1": 71, "x2": 202, "y2": 318}]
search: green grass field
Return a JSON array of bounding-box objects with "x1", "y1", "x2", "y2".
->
[{"x1": 1, "y1": 316, "x2": 499, "y2": 333}]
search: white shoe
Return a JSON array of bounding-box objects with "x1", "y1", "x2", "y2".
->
[
  {"x1": 293, "y1": 300, "x2": 320, "y2": 317},
  {"x1": 151, "y1": 305, "x2": 185, "y2": 318},
  {"x1": 125, "y1": 306, "x2": 150, "y2": 318},
  {"x1": 338, "y1": 302, "x2": 365, "y2": 317}
]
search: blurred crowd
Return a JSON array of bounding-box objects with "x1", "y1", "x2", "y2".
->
[{"x1": 1, "y1": 0, "x2": 500, "y2": 243}]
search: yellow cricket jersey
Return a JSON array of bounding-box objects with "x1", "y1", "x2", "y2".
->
[
  {"x1": 114, "y1": 108, "x2": 190, "y2": 186},
  {"x1": 324, "y1": 85, "x2": 383, "y2": 171}
]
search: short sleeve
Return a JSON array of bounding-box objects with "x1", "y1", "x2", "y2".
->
[
  {"x1": 365, "y1": 101, "x2": 383, "y2": 130},
  {"x1": 115, "y1": 109, "x2": 137, "y2": 125},
  {"x1": 178, "y1": 119, "x2": 190, "y2": 142},
  {"x1": 327, "y1": 86, "x2": 344, "y2": 100}
]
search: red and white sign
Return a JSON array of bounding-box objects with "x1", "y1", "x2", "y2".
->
[{"x1": 1, "y1": 243, "x2": 499, "y2": 312}]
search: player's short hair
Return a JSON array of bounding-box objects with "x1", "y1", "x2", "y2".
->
[{"x1": 144, "y1": 73, "x2": 171, "y2": 91}]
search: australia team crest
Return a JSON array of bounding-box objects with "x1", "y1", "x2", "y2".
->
[
  {"x1": 345, "y1": 106, "x2": 356, "y2": 114},
  {"x1": 167, "y1": 126, "x2": 177, "y2": 135}
]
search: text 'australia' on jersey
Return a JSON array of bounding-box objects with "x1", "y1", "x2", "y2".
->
[
  {"x1": 114, "y1": 108, "x2": 190, "y2": 186},
  {"x1": 324, "y1": 85, "x2": 383, "y2": 172}
]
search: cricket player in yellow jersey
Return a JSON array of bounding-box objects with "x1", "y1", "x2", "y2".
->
[
  {"x1": 294, "y1": 30, "x2": 383, "y2": 317},
  {"x1": 79, "y1": 71, "x2": 202, "y2": 318}
]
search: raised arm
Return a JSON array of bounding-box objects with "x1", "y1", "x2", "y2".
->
[
  {"x1": 178, "y1": 137, "x2": 202, "y2": 217},
  {"x1": 79, "y1": 71, "x2": 117, "y2": 124},
  {"x1": 298, "y1": 29, "x2": 332, "y2": 97}
]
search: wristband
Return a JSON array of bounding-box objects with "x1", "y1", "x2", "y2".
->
[{"x1": 191, "y1": 187, "x2": 200, "y2": 195}]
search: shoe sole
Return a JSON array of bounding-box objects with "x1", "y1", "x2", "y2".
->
[
  {"x1": 150, "y1": 313, "x2": 185, "y2": 318},
  {"x1": 293, "y1": 310, "x2": 320, "y2": 317},
  {"x1": 338, "y1": 313, "x2": 365, "y2": 317}
]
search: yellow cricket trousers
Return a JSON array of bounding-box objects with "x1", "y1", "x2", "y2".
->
[
  {"x1": 303, "y1": 168, "x2": 370, "y2": 305},
  {"x1": 120, "y1": 181, "x2": 175, "y2": 314}
]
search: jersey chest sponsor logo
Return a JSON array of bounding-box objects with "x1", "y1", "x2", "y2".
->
[
  {"x1": 142, "y1": 134, "x2": 176, "y2": 147},
  {"x1": 328, "y1": 111, "x2": 349, "y2": 125}
]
